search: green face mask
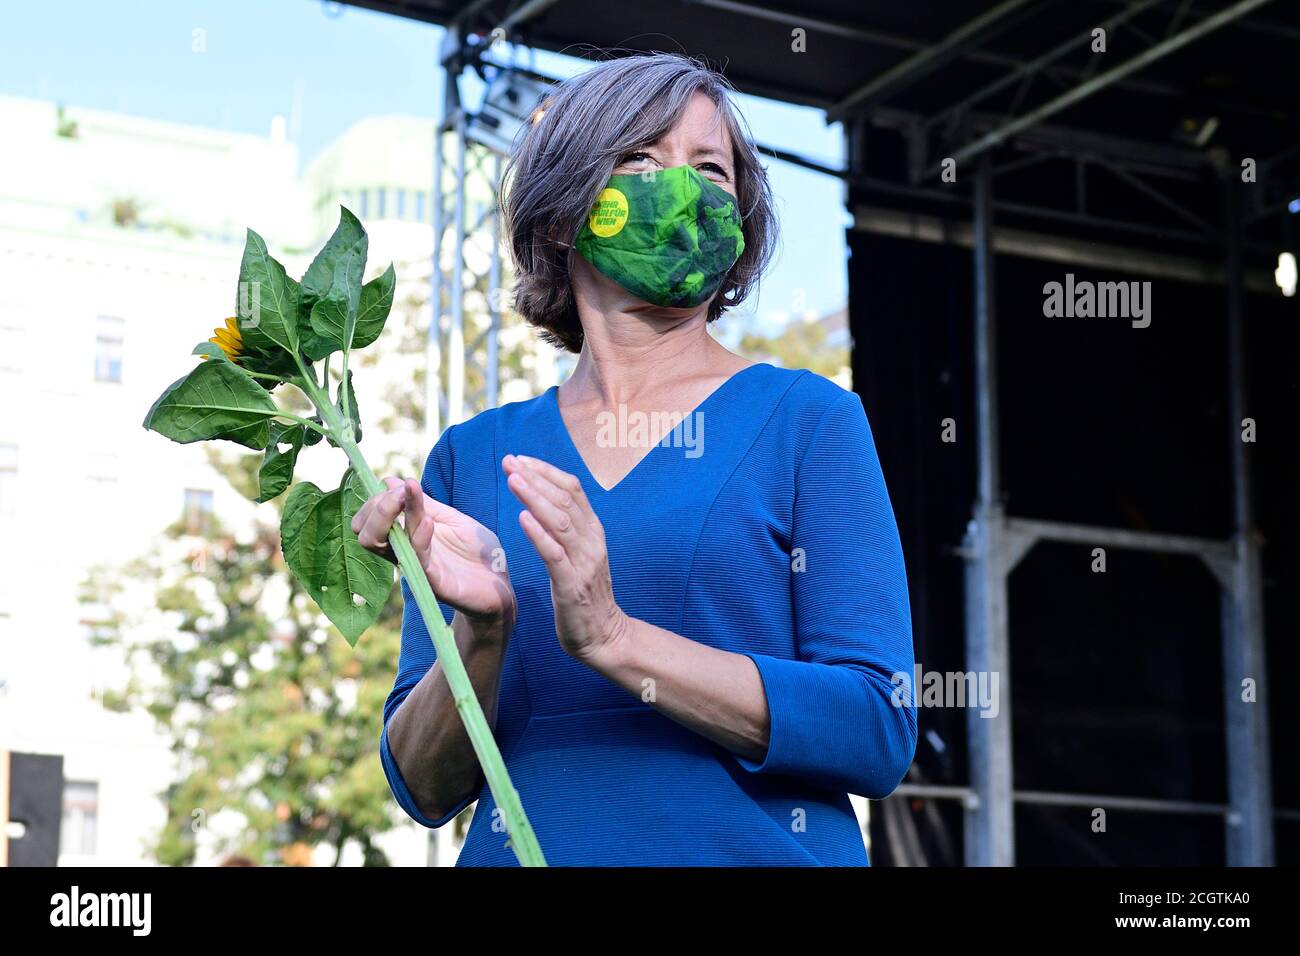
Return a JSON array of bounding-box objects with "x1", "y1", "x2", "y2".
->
[{"x1": 574, "y1": 164, "x2": 745, "y2": 309}]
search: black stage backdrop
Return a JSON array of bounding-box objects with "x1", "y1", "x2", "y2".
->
[{"x1": 850, "y1": 229, "x2": 1299, "y2": 866}]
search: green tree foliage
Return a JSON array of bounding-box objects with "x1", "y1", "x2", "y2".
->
[
  {"x1": 87, "y1": 450, "x2": 403, "y2": 866},
  {"x1": 738, "y1": 311, "x2": 850, "y2": 381}
]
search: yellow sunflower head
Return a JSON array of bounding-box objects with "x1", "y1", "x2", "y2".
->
[{"x1": 207, "y1": 316, "x2": 245, "y2": 363}]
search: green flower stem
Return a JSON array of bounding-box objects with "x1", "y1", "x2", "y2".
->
[{"x1": 293, "y1": 362, "x2": 546, "y2": 867}]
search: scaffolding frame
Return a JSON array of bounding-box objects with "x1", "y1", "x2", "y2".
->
[
  {"x1": 426, "y1": 21, "x2": 511, "y2": 447},
  {"x1": 847, "y1": 117, "x2": 1282, "y2": 870},
  {"x1": 843, "y1": 5, "x2": 1283, "y2": 867},
  {"x1": 959, "y1": 159, "x2": 1275, "y2": 864}
]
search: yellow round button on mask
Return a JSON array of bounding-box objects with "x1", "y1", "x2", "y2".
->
[{"x1": 587, "y1": 187, "x2": 629, "y2": 237}]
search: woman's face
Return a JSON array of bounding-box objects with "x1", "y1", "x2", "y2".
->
[{"x1": 570, "y1": 92, "x2": 738, "y2": 321}]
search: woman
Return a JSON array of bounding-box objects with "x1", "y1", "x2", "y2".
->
[{"x1": 352, "y1": 53, "x2": 916, "y2": 866}]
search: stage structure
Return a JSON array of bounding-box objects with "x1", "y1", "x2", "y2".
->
[
  {"x1": 425, "y1": 18, "x2": 553, "y2": 441},
  {"x1": 339, "y1": 0, "x2": 1298, "y2": 866}
]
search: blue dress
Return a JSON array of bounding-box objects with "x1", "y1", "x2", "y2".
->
[{"x1": 379, "y1": 362, "x2": 917, "y2": 865}]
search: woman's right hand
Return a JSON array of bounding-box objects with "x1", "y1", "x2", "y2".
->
[{"x1": 352, "y1": 476, "x2": 516, "y2": 626}]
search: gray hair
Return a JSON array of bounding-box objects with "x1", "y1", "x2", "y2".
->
[{"x1": 500, "y1": 52, "x2": 778, "y2": 353}]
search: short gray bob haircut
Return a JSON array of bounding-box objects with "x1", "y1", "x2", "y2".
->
[{"x1": 500, "y1": 52, "x2": 778, "y2": 353}]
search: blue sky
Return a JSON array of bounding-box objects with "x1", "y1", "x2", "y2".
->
[{"x1": 2, "y1": 0, "x2": 848, "y2": 331}]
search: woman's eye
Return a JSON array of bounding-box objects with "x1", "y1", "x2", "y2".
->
[
  {"x1": 698, "y1": 162, "x2": 729, "y2": 180},
  {"x1": 621, "y1": 151, "x2": 653, "y2": 165}
]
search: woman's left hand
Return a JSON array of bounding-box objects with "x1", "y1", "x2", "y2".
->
[{"x1": 503, "y1": 454, "x2": 629, "y2": 664}]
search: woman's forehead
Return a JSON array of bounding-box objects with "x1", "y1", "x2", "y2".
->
[{"x1": 651, "y1": 94, "x2": 732, "y2": 153}]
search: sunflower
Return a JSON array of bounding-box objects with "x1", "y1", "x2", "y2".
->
[{"x1": 207, "y1": 316, "x2": 245, "y2": 363}]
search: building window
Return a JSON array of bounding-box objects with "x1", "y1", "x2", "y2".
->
[
  {"x1": 94, "y1": 315, "x2": 124, "y2": 383},
  {"x1": 415, "y1": 191, "x2": 427, "y2": 222},
  {"x1": 358, "y1": 189, "x2": 370, "y2": 219},
  {"x1": 396, "y1": 189, "x2": 407, "y2": 219},
  {"x1": 61, "y1": 781, "x2": 99, "y2": 856},
  {"x1": 377, "y1": 188, "x2": 387, "y2": 220},
  {"x1": 183, "y1": 488, "x2": 213, "y2": 535},
  {"x1": 0, "y1": 443, "x2": 15, "y2": 517}
]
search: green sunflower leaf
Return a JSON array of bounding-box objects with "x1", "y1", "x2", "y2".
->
[
  {"x1": 353, "y1": 263, "x2": 396, "y2": 351},
  {"x1": 301, "y1": 206, "x2": 366, "y2": 303},
  {"x1": 302, "y1": 416, "x2": 325, "y2": 446},
  {"x1": 191, "y1": 342, "x2": 229, "y2": 362},
  {"x1": 280, "y1": 468, "x2": 394, "y2": 645},
  {"x1": 236, "y1": 229, "x2": 299, "y2": 355},
  {"x1": 256, "y1": 420, "x2": 306, "y2": 502},
  {"x1": 307, "y1": 237, "x2": 366, "y2": 355},
  {"x1": 301, "y1": 264, "x2": 392, "y2": 360},
  {"x1": 142, "y1": 359, "x2": 282, "y2": 450},
  {"x1": 327, "y1": 369, "x2": 362, "y2": 449}
]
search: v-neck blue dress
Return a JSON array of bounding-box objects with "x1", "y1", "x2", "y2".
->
[{"x1": 379, "y1": 362, "x2": 917, "y2": 865}]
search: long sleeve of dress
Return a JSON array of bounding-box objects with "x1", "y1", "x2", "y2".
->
[
  {"x1": 376, "y1": 425, "x2": 469, "y2": 828},
  {"x1": 734, "y1": 391, "x2": 918, "y2": 798}
]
